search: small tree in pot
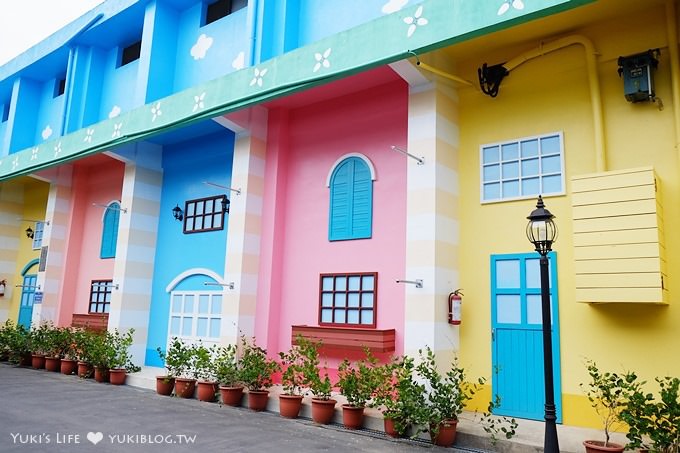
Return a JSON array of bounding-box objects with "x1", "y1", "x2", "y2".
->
[
  {"x1": 336, "y1": 348, "x2": 381, "y2": 429},
  {"x1": 105, "y1": 329, "x2": 138, "y2": 385},
  {"x1": 278, "y1": 336, "x2": 313, "y2": 418},
  {"x1": 298, "y1": 337, "x2": 336, "y2": 424},
  {"x1": 193, "y1": 343, "x2": 219, "y2": 402},
  {"x1": 158, "y1": 337, "x2": 197, "y2": 398},
  {"x1": 215, "y1": 343, "x2": 243, "y2": 406},
  {"x1": 239, "y1": 336, "x2": 280, "y2": 411}
]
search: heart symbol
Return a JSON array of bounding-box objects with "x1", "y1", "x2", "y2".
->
[{"x1": 87, "y1": 432, "x2": 103, "y2": 445}]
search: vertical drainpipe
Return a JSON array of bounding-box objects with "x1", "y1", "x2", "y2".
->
[
  {"x1": 61, "y1": 47, "x2": 76, "y2": 136},
  {"x1": 666, "y1": 0, "x2": 680, "y2": 169},
  {"x1": 247, "y1": 0, "x2": 259, "y2": 67}
]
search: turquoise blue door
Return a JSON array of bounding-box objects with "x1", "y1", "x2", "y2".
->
[
  {"x1": 17, "y1": 274, "x2": 37, "y2": 328},
  {"x1": 491, "y1": 253, "x2": 562, "y2": 422}
]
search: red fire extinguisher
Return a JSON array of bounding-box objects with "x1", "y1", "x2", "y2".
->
[{"x1": 448, "y1": 289, "x2": 463, "y2": 325}]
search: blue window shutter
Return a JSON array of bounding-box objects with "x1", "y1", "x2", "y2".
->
[
  {"x1": 329, "y1": 157, "x2": 373, "y2": 241},
  {"x1": 100, "y1": 203, "x2": 120, "y2": 259}
]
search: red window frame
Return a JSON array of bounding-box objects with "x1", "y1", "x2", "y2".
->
[
  {"x1": 89, "y1": 280, "x2": 113, "y2": 314},
  {"x1": 318, "y1": 272, "x2": 377, "y2": 328}
]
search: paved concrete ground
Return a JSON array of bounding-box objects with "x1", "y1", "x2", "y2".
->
[{"x1": 0, "y1": 363, "x2": 487, "y2": 453}]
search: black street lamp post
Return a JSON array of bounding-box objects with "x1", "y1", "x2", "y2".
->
[{"x1": 526, "y1": 195, "x2": 560, "y2": 453}]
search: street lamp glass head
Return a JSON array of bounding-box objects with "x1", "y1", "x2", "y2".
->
[
  {"x1": 172, "y1": 205, "x2": 184, "y2": 222},
  {"x1": 526, "y1": 195, "x2": 557, "y2": 255}
]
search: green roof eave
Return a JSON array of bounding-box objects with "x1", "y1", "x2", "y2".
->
[{"x1": 0, "y1": 0, "x2": 593, "y2": 181}]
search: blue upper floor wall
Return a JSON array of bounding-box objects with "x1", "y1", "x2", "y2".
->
[{"x1": 0, "y1": 0, "x2": 422, "y2": 157}]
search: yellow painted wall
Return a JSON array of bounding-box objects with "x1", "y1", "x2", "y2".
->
[
  {"x1": 438, "y1": 2, "x2": 679, "y2": 429},
  {"x1": 7, "y1": 178, "x2": 49, "y2": 322}
]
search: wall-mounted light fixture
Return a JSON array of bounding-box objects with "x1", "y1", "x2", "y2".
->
[
  {"x1": 391, "y1": 145, "x2": 424, "y2": 165},
  {"x1": 221, "y1": 195, "x2": 230, "y2": 214},
  {"x1": 25, "y1": 227, "x2": 34, "y2": 239},
  {"x1": 172, "y1": 205, "x2": 184, "y2": 222},
  {"x1": 203, "y1": 181, "x2": 241, "y2": 196}
]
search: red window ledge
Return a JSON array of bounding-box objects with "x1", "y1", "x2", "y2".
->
[{"x1": 291, "y1": 325, "x2": 395, "y2": 353}]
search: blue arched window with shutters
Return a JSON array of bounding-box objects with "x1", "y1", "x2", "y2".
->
[
  {"x1": 327, "y1": 154, "x2": 375, "y2": 241},
  {"x1": 100, "y1": 202, "x2": 121, "y2": 259}
]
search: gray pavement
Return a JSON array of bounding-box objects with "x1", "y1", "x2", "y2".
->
[{"x1": 0, "y1": 363, "x2": 483, "y2": 453}]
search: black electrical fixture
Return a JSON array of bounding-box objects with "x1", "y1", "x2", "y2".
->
[
  {"x1": 221, "y1": 195, "x2": 230, "y2": 214},
  {"x1": 25, "y1": 227, "x2": 34, "y2": 239},
  {"x1": 617, "y1": 49, "x2": 660, "y2": 103},
  {"x1": 478, "y1": 62, "x2": 509, "y2": 97},
  {"x1": 172, "y1": 205, "x2": 184, "y2": 222}
]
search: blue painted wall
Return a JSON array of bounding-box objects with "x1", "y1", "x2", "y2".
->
[
  {"x1": 98, "y1": 46, "x2": 141, "y2": 121},
  {"x1": 143, "y1": 2, "x2": 179, "y2": 103},
  {"x1": 173, "y1": 3, "x2": 250, "y2": 92},
  {"x1": 145, "y1": 128, "x2": 234, "y2": 366},
  {"x1": 8, "y1": 78, "x2": 41, "y2": 153},
  {"x1": 33, "y1": 78, "x2": 66, "y2": 145}
]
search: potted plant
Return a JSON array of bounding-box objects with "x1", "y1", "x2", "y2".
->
[
  {"x1": 28, "y1": 322, "x2": 52, "y2": 369},
  {"x1": 620, "y1": 375, "x2": 680, "y2": 453},
  {"x1": 277, "y1": 336, "x2": 313, "y2": 418},
  {"x1": 215, "y1": 343, "x2": 243, "y2": 406},
  {"x1": 336, "y1": 348, "x2": 381, "y2": 429},
  {"x1": 59, "y1": 327, "x2": 80, "y2": 375},
  {"x1": 105, "y1": 329, "x2": 137, "y2": 385},
  {"x1": 239, "y1": 336, "x2": 280, "y2": 411},
  {"x1": 4, "y1": 320, "x2": 31, "y2": 366},
  {"x1": 415, "y1": 347, "x2": 482, "y2": 447},
  {"x1": 298, "y1": 337, "x2": 336, "y2": 424},
  {"x1": 580, "y1": 360, "x2": 638, "y2": 453},
  {"x1": 193, "y1": 343, "x2": 219, "y2": 402},
  {"x1": 44, "y1": 326, "x2": 71, "y2": 372},
  {"x1": 72, "y1": 328, "x2": 95, "y2": 378},
  {"x1": 372, "y1": 355, "x2": 427, "y2": 438},
  {"x1": 158, "y1": 337, "x2": 197, "y2": 398}
]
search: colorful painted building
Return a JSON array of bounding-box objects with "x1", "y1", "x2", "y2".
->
[{"x1": 1, "y1": 0, "x2": 678, "y2": 437}]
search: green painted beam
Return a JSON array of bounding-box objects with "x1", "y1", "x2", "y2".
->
[{"x1": 0, "y1": 0, "x2": 594, "y2": 181}]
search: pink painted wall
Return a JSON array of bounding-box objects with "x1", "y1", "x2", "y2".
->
[
  {"x1": 256, "y1": 78, "x2": 408, "y2": 363},
  {"x1": 58, "y1": 156, "x2": 124, "y2": 325}
]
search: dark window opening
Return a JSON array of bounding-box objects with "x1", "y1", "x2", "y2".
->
[
  {"x1": 120, "y1": 40, "x2": 142, "y2": 67},
  {"x1": 89, "y1": 280, "x2": 113, "y2": 314},
  {"x1": 54, "y1": 77, "x2": 66, "y2": 98},
  {"x1": 1, "y1": 103, "x2": 8, "y2": 123},
  {"x1": 204, "y1": 0, "x2": 247, "y2": 25}
]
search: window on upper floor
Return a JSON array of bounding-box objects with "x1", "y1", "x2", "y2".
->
[
  {"x1": 319, "y1": 273, "x2": 377, "y2": 328},
  {"x1": 54, "y1": 77, "x2": 66, "y2": 98},
  {"x1": 119, "y1": 40, "x2": 142, "y2": 67},
  {"x1": 100, "y1": 202, "x2": 121, "y2": 259},
  {"x1": 328, "y1": 155, "x2": 374, "y2": 241},
  {"x1": 32, "y1": 221, "x2": 45, "y2": 250},
  {"x1": 203, "y1": 0, "x2": 247, "y2": 26},
  {"x1": 89, "y1": 280, "x2": 113, "y2": 314},
  {"x1": 183, "y1": 195, "x2": 227, "y2": 234},
  {"x1": 1, "y1": 103, "x2": 8, "y2": 123},
  {"x1": 481, "y1": 132, "x2": 565, "y2": 203}
]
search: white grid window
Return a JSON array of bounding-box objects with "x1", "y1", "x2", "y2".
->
[
  {"x1": 32, "y1": 221, "x2": 44, "y2": 250},
  {"x1": 168, "y1": 292, "x2": 222, "y2": 346},
  {"x1": 481, "y1": 132, "x2": 565, "y2": 203}
]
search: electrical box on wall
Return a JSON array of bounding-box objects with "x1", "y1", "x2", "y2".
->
[{"x1": 617, "y1": 49, "x2": 660, "y2": 103}]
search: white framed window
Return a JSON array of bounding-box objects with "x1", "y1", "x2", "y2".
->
[
  {"x1": 168, "y1": 291, "x2": 222, "y2": 346},
  {"x1": 480, "y1": 132, "x2": 565, "y2": 203},
  {"x1": 32, "y1": 221, "x2": 45, "y2": 250}
]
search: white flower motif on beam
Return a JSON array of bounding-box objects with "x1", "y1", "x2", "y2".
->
[
  {"x1": 54, "y1": 142, "x2": 62, "y2": 158},
  {"x1": 382, "y1": 0, "x2": 408, "y2": 14},
  {"x1": 313, "y1": 48, "x2": 332, "y2": 73},
  {"x1": 191, "y1": 34, "x2": 213, "y2": 60},
  {"x1": 404, "y1": 5, "x2": 428, "y2": 38},
  {"x1": 249, "y1": 68, "x2": 268, "y2": 87},
  {"x1": 41, "y1": 125, "x2": 53, "y2": 140},
  {"x1": 12, "y1": 156, "x2": 19, "y2": 171},
  {"x1": 84, "y1": 128, "x2": 94, "y2": 143},
  {"x1": 498, "y1": 0, "x2": 524, "y2": 15},
  {"x1": 232, "y1": 51, "x2": 245, "y2": 70},
  {"x1": 30, "y1": 147, "x2": 39, "y2": 161},
  {"x1": 193, "y1": 92, "x2": 206, "y2": 112},
  {"x1": 151, "y1": 102, "x2": 162, "y2": 122},
  {"x1": 112, "y1": 123, "x2": 123, "y2": 139}
]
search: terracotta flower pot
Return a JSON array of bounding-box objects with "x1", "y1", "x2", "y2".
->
[
  {"x1": 109, "y1": 369, "x2": 127, "y2": 385},
  {"x1": 94, "y1": 367, "x2": 110, "y2": 383},
  {"x1": 583, "y1": 440, "x2": 626, "y2": 453},
  {"x1": 279, "y1": 394, "x2": 304, "y2": 418},
  {"x1": 77, "y1": 362, "x2": 93, "y2": 378},
  {"x1": 431, "y1": 419, "x2": 458, "y2": 447},
  {"x1": 31, "y1": 354, "x2": 46, "y2": 369},
  {"x1": 174, "y1": 378, "x2": 196, "y2": 398},
  {"x1": 311, "y1": 398, "x2": 337, "y2": 424},
  {"x1": 219, "y1": 386, "x2": 244, "y2": 406},
  {"x1": 60, "y1": 359, "x2": 77, "y2": 375},
  {"x1": 45, "y1": 357, "x2": 61, "y2": 372},
  {"x1": 156, "y1": 376, "x2": 175, "y2": 396},
  {"x1": 384, "y1": 417, "x2": 402, "y2": 438},
  {"x1": 18, "y1": 353, "x2": 32, "y2": 367},
  {"x1": 342, "y1": 405, "x2": 365, "y2": 430},
  {"x1": 247, "y1": 390, "x2": 269, "y2": 411},
  {"x1": 196, "y1": 381, "x2": 219, "y2": 402}
]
